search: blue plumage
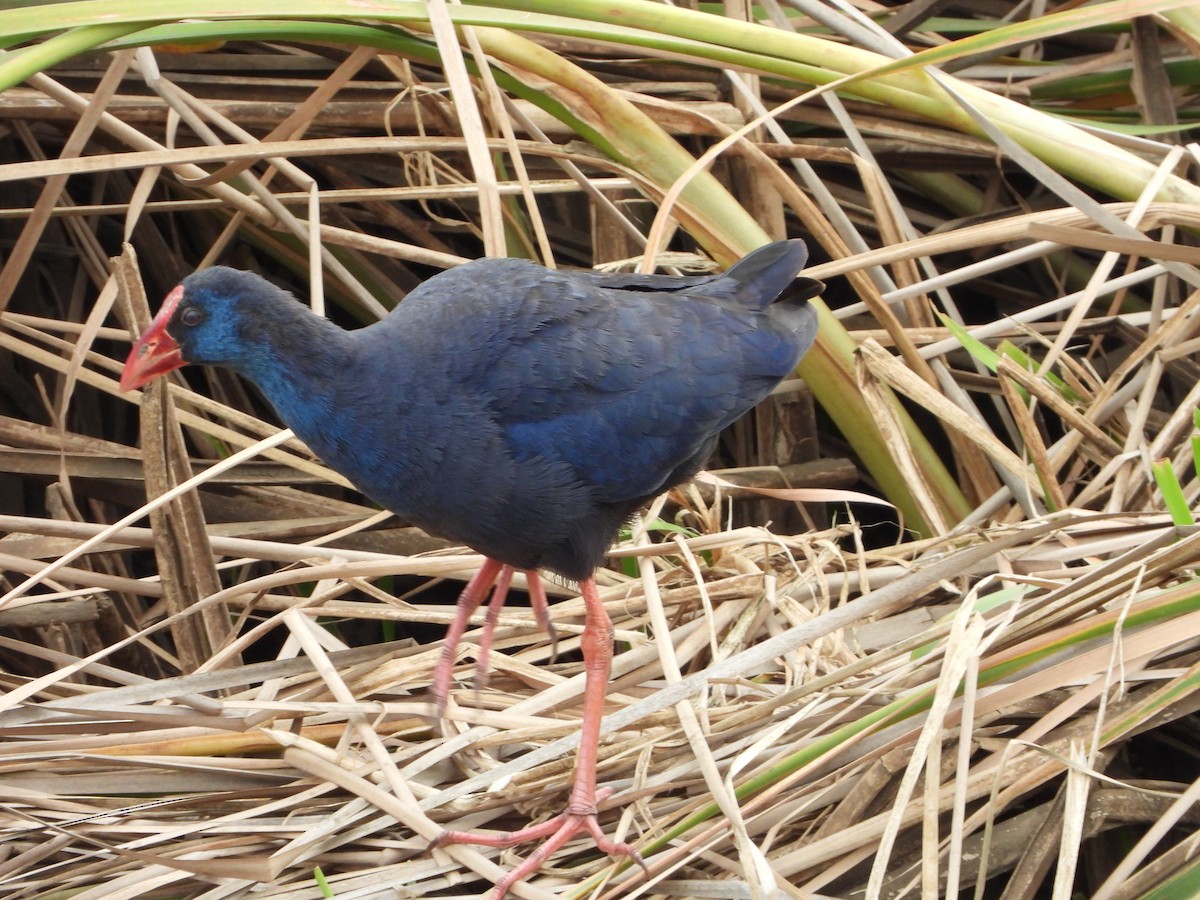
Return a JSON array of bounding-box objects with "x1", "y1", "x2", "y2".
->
[{"x1": 157, "y1": 240, "x2": 821, "y2": 579}]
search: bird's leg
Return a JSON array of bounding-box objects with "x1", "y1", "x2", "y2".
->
[
  {"x1": 431, "y1": 557, "x2": 504, "y2": 714},
  {"x1": 437, "y1": 565, "x2": 561, "y2": 705},
  {"x1": 436, "y1": 577, "x2": 645, "y2": 899},
  {"x1": 523, "y1": 569, "x2": 559, "y2": 662},
  {"x1": 473, "y1": 563, "x2": 515, "y2": 692},
  {"x1": 476, "y1": 570, "x2": 560, "y2": 690}
]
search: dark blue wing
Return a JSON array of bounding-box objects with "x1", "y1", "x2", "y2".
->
[{"x1": 387, "y1": 247, "x2": 818, "y2": 503}]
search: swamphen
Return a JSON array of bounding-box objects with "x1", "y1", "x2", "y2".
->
[{"x1": 120, "y1": 240, "x2": 822, "y2": 896}]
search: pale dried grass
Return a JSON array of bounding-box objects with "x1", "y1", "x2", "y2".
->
[{"x1": 1, "y1": 8, "x2": 1200, "y2": 900}]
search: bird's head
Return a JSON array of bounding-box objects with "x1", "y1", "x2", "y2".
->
[{"x1": 119, "y1": 267, "x2": 280, "y2": 392}]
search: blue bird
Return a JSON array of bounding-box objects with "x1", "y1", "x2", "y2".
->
[{"x1": 121, "y1": 240, "x2": 822, "y2": 897}]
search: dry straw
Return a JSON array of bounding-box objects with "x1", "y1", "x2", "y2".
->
[{"x1": 2, "y1": 1, "x2": 1200, "y2": 897}]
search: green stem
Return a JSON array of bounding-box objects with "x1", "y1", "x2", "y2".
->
[{"x1": 0, "y1": 20, "x2": 147, "y2": 79}]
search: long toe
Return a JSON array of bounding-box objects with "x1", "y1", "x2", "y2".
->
[{"x1": 437, "y1": 807, "x2": 641, "y2": 900}]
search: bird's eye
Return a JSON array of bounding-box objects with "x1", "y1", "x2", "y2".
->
[{"x1": 180, "y1": 306, "x2": 204, "y2": 327}]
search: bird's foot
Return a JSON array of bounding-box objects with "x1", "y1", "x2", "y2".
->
[
  {"x1": 434, "y1": 789, "x2": 645, "y2": 899},
  {"x1": 431, "y1": 576, "x2": 628, "y2": 898}
]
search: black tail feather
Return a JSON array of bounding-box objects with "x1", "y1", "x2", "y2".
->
[{"x1": 724, "y1": 240, "x2": 819, "y2": 309}]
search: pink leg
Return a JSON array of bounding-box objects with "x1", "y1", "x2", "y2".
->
[
  {"x1": 474, "y1": 564, "x2": 515, "y2": 691},
  {"x1": 431, "y1": 558, "x2": 503, "y2": 714},
  {"x1": 436, "y1": 564, "x2": 562, "y2": 704},
  {"x1": 523, "y1": 569, "x2": 558, "y2": 661},
  {"x1": 436, "y1": 577, "x2": 646, "y2": 898}
]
